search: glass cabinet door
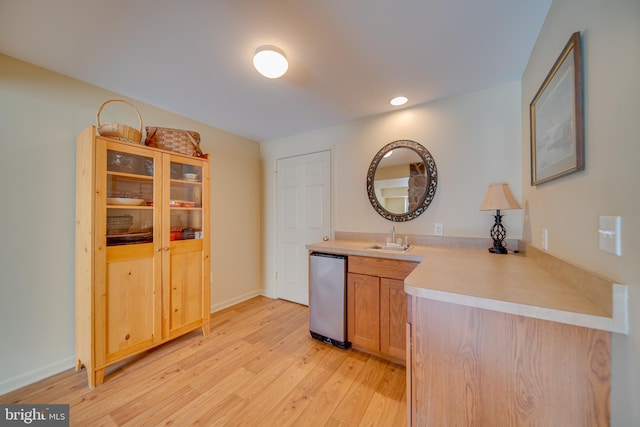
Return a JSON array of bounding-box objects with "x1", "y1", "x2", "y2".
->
[
  {"x1": 105, "y1": 148, "x2": 155, "y2": 246},
  {"x1": 168, "y1": 160, "x2": 203, "y2": 241}
]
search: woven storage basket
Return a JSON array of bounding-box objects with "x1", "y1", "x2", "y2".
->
[
  {"x1": 145, "y1": 127, "x2": 204, "y2": 157},
  {"x1": 97, "y1": 99, "x2": 143, "y2": 143},
  {"x1": 107, "y1": 215, "x2": 133, "y2": 234}
]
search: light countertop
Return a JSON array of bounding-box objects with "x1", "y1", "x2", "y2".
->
[{"x1": 306, "y1": 240, "x2": 628, "y2": 334}]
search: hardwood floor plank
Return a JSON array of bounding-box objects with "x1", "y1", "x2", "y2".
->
[
  {"x1": 242, "y1": 321, "x2": 313, "y2": 375},
  {"x1": 68, "y1": 360, "x2": 189, "y2": 425},
  {"x1": 187, "y1": 346, "x2": 259, "y2": 395},
  {"x1": 90, "y1": 414, "x2": 119, "y2": 426},
  {"x1": 0, "y1": 296, "x2": 407, "y2": 426},
  {"x1": 2, "y1": 368, "x2": 89, "y2": 405},
  {"x1": 287, "y1": 351, "x2": 369, "y2": 426},
  {"x1": 118, "y1": 385, "x2": 201, "y2": 427},
  {"x1": 327, "y1": 356, "x2": 398, "y2": 426},
  {"x1": 257, "y1": 344, "x2": 351, "y2": 426},
  {"x1": 232, "y1": 345, "x2": 335, "y2": 425},
  {"x1": 359, "y1": 363, "x2": 407, "y2": 426},
  {"x1": 194, "y1": 393, "x2": 249, "y2": 427}
]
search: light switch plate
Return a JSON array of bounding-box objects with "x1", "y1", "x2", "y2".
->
[
  {"x1": 599, "y1": 216, "x2": 621, "y2": 256},
  {"x1": 434, "y1": 223, "x2": 444, "y2": 236}
]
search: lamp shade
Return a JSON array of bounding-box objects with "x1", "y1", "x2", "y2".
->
[
  {"x1": 480, "y1": 183, "x2": 521, "y2": 211},
  {"x1": 253, "y1": 45, "x2": 288, "y2": 78}
]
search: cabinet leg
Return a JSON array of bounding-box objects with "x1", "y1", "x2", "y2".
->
[
  {"x1": 201, "y1": 320, "x2": 210, "y2": 336},
  {"x1": 87, "y1": 368, "x2": 105, "y2": 388}
]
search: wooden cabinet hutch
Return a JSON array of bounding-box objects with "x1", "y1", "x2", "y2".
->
[{"x1": 75, "y1": 126, "x2": 210, "y2": 387}]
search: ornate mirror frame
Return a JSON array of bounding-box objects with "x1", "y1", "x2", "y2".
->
[{"x1": 366, "y1": 140, "x2": 438, "y2": 222}]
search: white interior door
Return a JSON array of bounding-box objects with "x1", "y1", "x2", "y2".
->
[{"x1": 276, "y1": 151, "x2": 331, "y2": 305}]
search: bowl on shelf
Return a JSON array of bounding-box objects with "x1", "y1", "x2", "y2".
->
[
  {"x1": 183, "y1": 173, "x2": 198, "y2": 181},
  {"x1": 107, "y1": 215, "x2": 133, "y2": 234},
  {"x1": 107, "y1": 197, "x2": 145, "y2": 206},
  {"x1": 107, "y1": 191, "x2": 143, "y2": 206},
  {"x1": 107, "y1": 152, "x2": 139, "y2": 173}
]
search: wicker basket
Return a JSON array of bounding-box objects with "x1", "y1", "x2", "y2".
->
[
  {"x1": 97, "y1": 99, "x2": 143, "y2": 144},
  {"x1": 107, "y1": 215, "x2": 134, "y2": 234},
  {"x1": 145, "y1": 127, "x2": 204, "y2": 157}
]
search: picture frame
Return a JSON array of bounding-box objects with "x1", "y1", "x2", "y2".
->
[{"x1": 530, "y1": 32, "x2": 584, "y2": 186}]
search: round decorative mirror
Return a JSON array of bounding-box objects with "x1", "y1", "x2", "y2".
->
[{"x1": 366, "y1": 140, "x2": 438, "y2": 222}]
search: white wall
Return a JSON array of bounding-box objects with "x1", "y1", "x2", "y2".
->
[
  {"x1": 261, "y1": 81, "x2": 522, "y2": 298},
  {"x1": 521, "y1": 0, "x2": 640, "y2": 424},
  {"x1": 0, "y1": 55, "x2": 262, "y2": 394}
]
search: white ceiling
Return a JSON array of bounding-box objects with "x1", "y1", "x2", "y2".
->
[{"x1": 0, "y1": 0, "x2": 551, "y2": 142}]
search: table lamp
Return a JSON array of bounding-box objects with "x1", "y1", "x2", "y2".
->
[{"x1": 480, "y1": 183, "x2": 521, "y2": 254}]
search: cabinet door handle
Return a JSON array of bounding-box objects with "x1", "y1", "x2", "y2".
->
[{"x1": 164, "y1": 247, "x2": 170, "y2": 251}]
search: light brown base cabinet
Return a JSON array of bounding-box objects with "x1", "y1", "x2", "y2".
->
[
  {"x1": 75, "y1": 126, "x2": 210, "y2": 387},
  {"x1": 347, "y1": 256, "x2": 418, "y2": 364},
  {"x1": 406, "y1": 296, "x2": 611, "y2": 426}
]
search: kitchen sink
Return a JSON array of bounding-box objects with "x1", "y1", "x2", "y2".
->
[{"x1": 366, "y1": 244, "x2": 412, "y2": 252}]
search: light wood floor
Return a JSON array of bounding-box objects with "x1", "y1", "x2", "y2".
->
[{"x1": 1, "y1": 296, "x2": 407, "y2": 426}]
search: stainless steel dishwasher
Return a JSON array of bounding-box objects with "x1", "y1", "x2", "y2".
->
[{"x1": 309, "y1": 252, "x2": 350, "y2": 349}]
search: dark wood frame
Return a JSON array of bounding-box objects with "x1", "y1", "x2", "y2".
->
[{"x1": 530, "y1": 32, "x2": 584, "y2": 186}]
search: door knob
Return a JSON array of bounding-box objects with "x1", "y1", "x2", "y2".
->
[{"x1": 322, "y1": 235, "x2": 329, "y2": 241}]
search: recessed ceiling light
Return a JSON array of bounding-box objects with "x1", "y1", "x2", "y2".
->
[
  {"x1": 253, "y1": 45, "x2": 288, "y2": 79},
  {"x1": 390, "y1": 96, "x2": 408, "y2": 106}
]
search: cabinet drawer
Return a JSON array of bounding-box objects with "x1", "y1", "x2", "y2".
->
[{"x1": 348, "y1": 255, "x2": 418, "y2": 280}]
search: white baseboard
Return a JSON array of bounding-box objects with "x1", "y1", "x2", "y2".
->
[
  {"x1": 210, "y1": 289, "x2": 269, "y2": 313},
  {"x1": 0, "y1": 356, "x2": 76, "y2": 396}
]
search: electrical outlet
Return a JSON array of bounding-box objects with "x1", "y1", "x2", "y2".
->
[
  {"x1": 599, "y1": 216, "x2": 622, "y2": 256},
  {"x1": 541, "y1": 228, "x2": 548, "y2": 250},
  {"x1": 434, "y1": 223, "x2": 444, "y2": 236}
]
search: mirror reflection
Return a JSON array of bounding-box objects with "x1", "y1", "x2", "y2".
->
[
  {"x1": 373, "y1": 148, "x2": 427, "y2": 214},
  {"x1": 367, "y1": 140, "x2": 437, "y2": 222}
]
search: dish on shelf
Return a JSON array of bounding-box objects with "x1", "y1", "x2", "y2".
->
[
  {"x1": 108, "y1": 197, "x2": 145, "y2": 206},
  {"x1": 169, "y1": 200, "x2": 183, "y2": 207},
  {"x1": 183, "y1": 201, "x2": 196, "y2": 208},
  {"x1": 107, "y1": 231, "x2": 153, "y2": 245},
  {"x1": 107, "y1": 231, "x2": 152, "y2": 238},
  {"x1": 183, "y1": 173, "x2": 198, "y2": 181}
]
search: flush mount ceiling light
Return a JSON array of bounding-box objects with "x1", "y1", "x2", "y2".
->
[
  {"x1": 390, "y1": 96, "x2": 408, "y2": 106},
  {"x1": 253, "y1": 45, "x2": 288, "y2": 79}
]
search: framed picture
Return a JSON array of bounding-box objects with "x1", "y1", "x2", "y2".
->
[{"x1": 530, "y1": 32, "x2": 584, "y2": 186}]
